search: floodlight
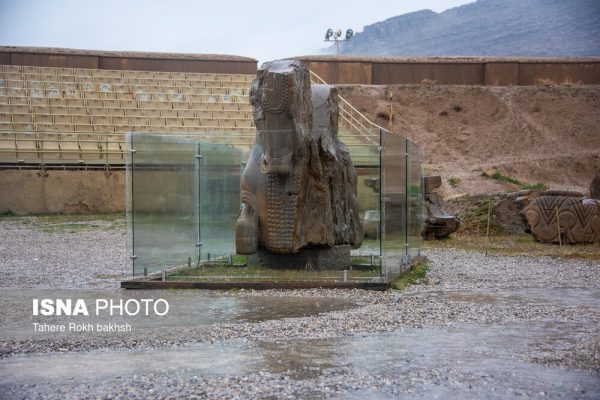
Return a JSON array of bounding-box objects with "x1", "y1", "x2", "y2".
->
[{"x1": 322, "y1": 27, "x2": 354, "y2": 55}]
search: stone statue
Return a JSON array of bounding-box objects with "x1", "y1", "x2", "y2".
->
[
  {"x1": 421, "y1": 176, "x2": 460, "y2": 239},
  {"x1": 522, "y1": 190, "x2": 600, "y2": 244},
  {"x1": 235, "y1": 60, "x2": 362, "y2": 268}
]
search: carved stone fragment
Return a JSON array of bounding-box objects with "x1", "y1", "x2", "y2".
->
[
  {"x1": 421, "y1": 176, "x2": 460, "y2": 239},
  {"x1": 522, "y1": 191, "x2": 600, "y2": 244}
]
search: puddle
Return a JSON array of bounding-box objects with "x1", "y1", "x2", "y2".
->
[
  {"x1": 412, "y1": 287, "x2": 600, "y2": 308},
  {"x1": 1, "y1": 321, "x2": 597, "y2": 398},
  {"x1": 0, "y1": 289, "x2": 355, "y2": 340}
]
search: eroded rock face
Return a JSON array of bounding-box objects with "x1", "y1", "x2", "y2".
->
[
  {"x1": 235, "y1": 60, "x2": 362, "y2": 265},
  {"x1": 491, "y1": 190, "x2": 542, "y2": 235},
  {"x1": 522, "y1": 192, "x2": 600, "y2": 244}
]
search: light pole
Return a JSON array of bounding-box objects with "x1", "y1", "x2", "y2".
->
[{"x1": 324, "y1": 28, "x2": 354, "y2": 55}]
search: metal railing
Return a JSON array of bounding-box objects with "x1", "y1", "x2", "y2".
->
[{"x1": 309, "y1": 70, "x2": 381, "y2": 146}]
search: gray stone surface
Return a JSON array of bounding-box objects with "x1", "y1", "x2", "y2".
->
[{"x1": 248, "y1": 245, "x2": 351, "y2": 270}]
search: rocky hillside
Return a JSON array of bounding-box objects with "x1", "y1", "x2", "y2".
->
[
  {"x1": 338, "y1": 0, "x2": 600, "y2": 57},
  {"x1": 338, "y1": 84, "x2": 600, "y2": 197}
]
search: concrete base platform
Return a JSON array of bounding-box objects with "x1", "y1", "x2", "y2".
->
[{"x1": 121, "y1": 280, "x2": 388, "y2": 290}]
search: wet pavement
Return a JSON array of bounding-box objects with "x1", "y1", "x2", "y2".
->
[
  {"x1": 2, "y1": 218, "x2": 599, "y2": 397},
  {"x1": 1, "y1": 286, "x2": 599, "y2": 398},
  {"x1": 0, "y1": 289, "x2": 356, "y2": 340},
  {"x1": 1, "y1": 320, "x2": 598, "y2": 398}
]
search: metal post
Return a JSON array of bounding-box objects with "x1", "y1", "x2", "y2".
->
[
  {"x1": 105, "y1": 135, "x2": 109, "y2": 169},
  {"x1": 379, "y1": 129, "x2": 385, "y2": 278},
  {"x1": 389, "y1": 91, "x2": 393, "y2": 133},
  {"x1": 485, "y1": 195, "x2": 492, "y2": 256},
  {"x1": 405, "y1": 139, "x2": 409, "y2": 265},
  {"x1": 196, "y1": 147, "x2": 202, "y2": 261},
  {"x1": 129, "y1": 138, "x2": 136, "y2": 276},
  {"x1": 556, "y1": 207, "x2": 562, "y2": 246}
]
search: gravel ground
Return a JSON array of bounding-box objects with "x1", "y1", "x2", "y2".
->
[
  {"x1": 0, "y1": 217, "x2": 599, "y2": 399},
  {"x1": 0, "y1": 219, "x2": 126, "y2": 289}
]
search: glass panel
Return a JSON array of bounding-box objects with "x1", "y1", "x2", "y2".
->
[
  {"x1": 381, "y1": 131, "x2": 407, "y2": 280},
  {"x1": 352, "y1": 128, "x2": 382, "y2": 279},
  {"x1": 197, "y1": 142, "x2": 242, "y2": 262},
  {"x1": 128, "y1": 133, "x2": 199, "y2": 276},
  {"x1": 407, "y1": 141, "x2": 424, "y2": 260}
]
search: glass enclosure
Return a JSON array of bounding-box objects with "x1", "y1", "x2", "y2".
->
[
  {"x1": 126, "y1": 133, "x2": 243, "y2": 276},
  {"x1": 126, "y1": 130, "x2": 423, "y2": 284}
]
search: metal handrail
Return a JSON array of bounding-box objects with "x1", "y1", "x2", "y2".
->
[{"x1": 309, "y1": 70, "x2": 380, "y2": 145}]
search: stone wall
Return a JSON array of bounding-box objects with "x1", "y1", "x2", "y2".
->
[{"x1": 0, "y1": 170, "x2": 125, "y2": 215}]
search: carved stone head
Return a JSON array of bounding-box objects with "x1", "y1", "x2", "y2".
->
[{"x1": 249, "y1": 60, "x2": 312, "y2": 175}]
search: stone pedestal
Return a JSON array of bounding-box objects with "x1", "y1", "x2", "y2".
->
[{"x1": 248, "y1": 246, "x2": 351, "y2": 270}]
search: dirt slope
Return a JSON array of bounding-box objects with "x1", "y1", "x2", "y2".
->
[{"x1": 338, "y1": 84, "x2": 600, "y2": 197}]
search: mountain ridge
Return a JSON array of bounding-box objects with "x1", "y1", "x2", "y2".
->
[{"x1": 337, "y1": 0, "x2": 600, "y2": 57}]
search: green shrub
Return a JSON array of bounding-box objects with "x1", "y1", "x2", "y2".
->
[
  {"x1": 448, "y1": 177, "x2": 462, "y2": 186},
  {"x1": 482, "y1": 170, "x2": 547, "y2": 191},
  {"x1": 390, "y1": 261, "x2": 429, "y2": 290},
  {"x1": 0, "y1": 210, "x2": 16, "y2": 218}
]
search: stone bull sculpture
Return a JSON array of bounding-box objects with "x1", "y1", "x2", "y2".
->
[{"x1": 235, "y1": 60, "x2": 362, "y2": 268}]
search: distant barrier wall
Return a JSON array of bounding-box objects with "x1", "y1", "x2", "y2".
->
[
  {"x1": 0, "y1": 170, "x2": 125, "y2": 215},
  {"x1": 0, "y1": 47, "x2": 257, "y2": 74},
  {"x1": 299, "y1": 58, "x2": 600, "y2": 86}
]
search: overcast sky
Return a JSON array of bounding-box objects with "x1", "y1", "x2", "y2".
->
[{"x1": 0, "y1": 0, "x2": 474, "y2": 63}]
